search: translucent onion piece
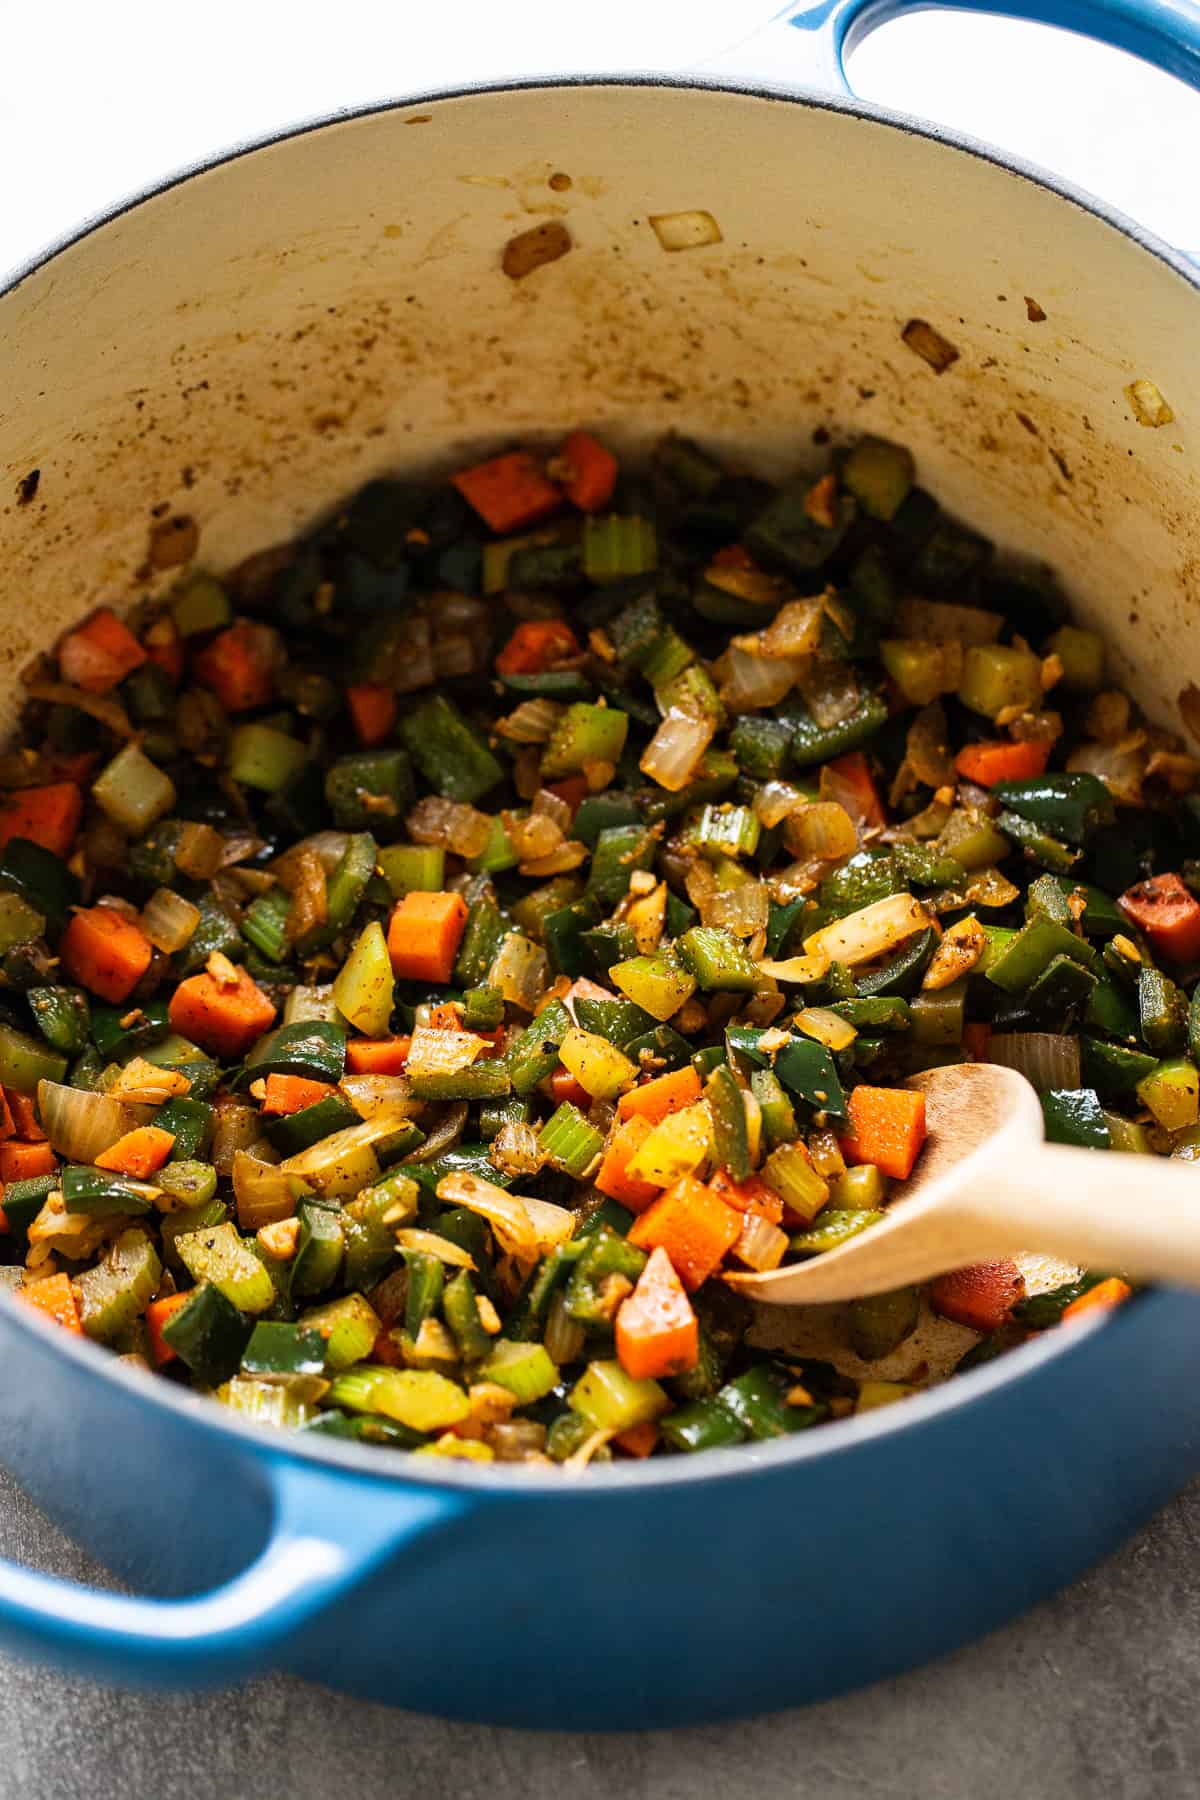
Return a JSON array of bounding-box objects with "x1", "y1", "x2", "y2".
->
[
  {"x1": 1010, "y1": 709, "x2": 1064, "y2": 746},
  {"x1": 894, "y1": 596, "x2": 1003, "y2": 645},
  {"x1": 141, "y1": 892, "x2": 200, "y2": 964},
  {"x1": 755, "y1": 952, "x2": 830, "y2": 984},
  {"x1": 435, "y1": 1172, "x2": 539, "y2": 1261},
  {"x1": 988, "y1": 1032, "x2": 1081, "y2": 1091},
  {"x1": 211, "y1": 1098, "x2": 263, "y2": 1177},
  {"x1": 703, "y1": 879, "x2": 770, "y2": 939},
  {"x1": 520, "y1": 1195, "x2": 577, "y2": 1256},
  {"x1": 1067, "y1": 740, "x2": 1146, "y2": 806},
  {"x1": 404, "y1": 1103, "x2": 468, "y2": 1164},
  {"x1": 963, "y1": 866, "x2": 1021, "y2": 909},
  {"x1": 284, "y1": 847, "x2": 328, "y2": 943},
  {"x1": 797, "y1": 658, "x2": 859, "y2": 729},
  {"x1": 730, "y1": 1212, "x2": 788, "y2": 1272},
  {"x1": 489, "y1": 1120, "x2": 546, "y2": 1178},
  {"x1": 174, "y1": 821, "x2": 226, "y2": 881},
  {"x1": 233, "y1": 1151, "x2": 306, "y2": 1231},
  {"x1": 718, "y1": 647, "x2": 802, "y2": 713},
  {"x1": 27, "y1": 1203, "x2": 115, "y2": 1265},
  {"x1": 36, "y1": 1080, "x2": 150, "y2": 1163},
  {"x1": 407, "y1": 797, "x2": 492, "y2": 859},
  {"x1": 218, "y1": 832, "x2": 267, "y2": 869},
  {"x1": 25, "y1": 681, "x2": 136, "y2": 739},
  {"x1": 755, "y1": 598, "x2": 824, "y2": 660},
  {"x1": 543, "y1": 1290, "x2": 586, "y2": 1364},
  {"x1": 783, "y1": 802, "x2": 857, "y2": 862},
  {"x1": 506, "y1": 811, "x2": 565, "y2": 862},
  {"x1": 905, "y1": 702, "x2": 955, "y2": 789},
  {"x1": 405, "y1": 1027, "x2": 484, "y2": 1078},
  {"x1": 496, "y1": 698, "x2": 564, "y2": 744},
  {"x1": 794, "y1": 1007, "x2": 858, "y2": 1052},
  {"x1": 640, "y1": 710, "x2": 714, "y2": 792},
  {"x1": 394, "y1": 1228, "x2": 477, "y2": 1270},
  {"x1": 340, "y1": 1075, "x2": 421, "y2": 1119},
  {"x1": 283, "y1": 985, "x2": 340, "y2": 1026},
  {"x1": 753, "y1": 780, "x2": 809, "y2": 829},
  {"x1": 272, "y1": 831, "x2": 349, "y2": 884},
  {"x1": 531, "y1": 788, "x2": 573, "y2": 833},
  {"x1": 488, "y1": 933, "x2": 551, "y2": 1012},
  {"x1": 520, "y1": 842, "x2": 589, "y2": 877},
  {"x1": 107, "y1": 1057, "x2": 192, "y2": 1104},
  {"x1": 804, "y1": 893, "x2": 931, "y2": 967}
]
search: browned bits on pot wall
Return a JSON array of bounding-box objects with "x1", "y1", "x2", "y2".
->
[
  {"x1": 15, "y1": 469, "x2": 39, "y2": 506},
  {"x1": 547, "y1": 171, "x2": 572, "y2": 192},
  {"x1": 1178, "y1": 683, "x2": 1200, "y2": 743},
  {"x1": 1126, "y1": 379, "x2": 1175, "y2": 428},
  {"x1": 1024, "y1": 296, "x2": 1046, "y2": 322},
  {"x1": 147, "y1": 513, "x2": 199, "y2": 569},
  {"x1": 502, "y1": 221, "x2": 572, "y2": 280},
  {"x1": 901, "y1": 319, "x2": 960, "y2": 374}
]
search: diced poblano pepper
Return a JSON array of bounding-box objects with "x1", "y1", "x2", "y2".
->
[
  {"x1": 609, "y1": 952, "x2": 697, "y2": 1021},
  {"x1": 540, "y1": 703, "x2": 629, "y2": 779}
]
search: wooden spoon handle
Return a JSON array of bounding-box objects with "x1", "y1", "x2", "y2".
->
[{"x1": 956, "y1": 1141, "x2": 1200, "y2": 1286}]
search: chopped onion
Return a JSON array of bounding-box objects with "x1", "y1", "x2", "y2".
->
[
  {"x1": 988, "y1": 1032, "x2": 1081, "y2": 1091},
  {"x1": 797, "y1": 659, "x2": 859, "y2": 729},
  {"x1": 730, "y1": 1212, "x2": 788, "y2": 1273},
  {"x1": 272, "y1": 831, "x2": 348, "y2": 884},
  {"x1": 1067, "y1": 739, "x2": 1146, "y2": 806},
  {"x1": 406, "y1": 1027, "x2": 484, "y2": 1078},
  {"x1": 404, "y1": 1102, "x2": 468, "y2": 1163},
  {"x1": 963, "y1": 866, "x2": 1021, "y2": 908},
  {"x1": 340, "y1": 1075, "x2": 421, "y2": 1119},
  {"x1": 894, "y1": 596, "x2": 1003, "y2": 645},
  {"x1": 718, "y1": 647, "x2": 803, "y2": 713},
  {"x1": 756, "y1": 951, "x2": 829, "y2": 983},
  {"x1": 543, "y1": 1290, "x2": 586, "y2": 1364},
  {"x1": 506, "y1": 810, "x2": 564, "y2": 862},
  {"x1": 233, "y1": 1151, "x2": 306, "y2": 1231},
  {"x1": 1010, "y1": 709, "x2": 1063, "y2": 746},
  {"x1": 37, "y1": 1080, "x2": 151, "y2": 1163},
  {"x1": 755, "y1": 598, "x2": 823, "y2": 660},
  {"x1": 753, "y1": 780, "x2": 808, "y2": 829},
  {"x1": 407, "y1": 796, "x2": 492, "y2": 859},
  {"x1": 794, "y1": 1007, "x2": 857, "y2": 1052},
  {"x1": 283, "y1": 985, "x2": 340, "y2": 1025},
  {"x1": 532, "y1": 788, "x2": 573, "y2": 834},
  {"x1": 108, "y1": 1057, "x2": 192, "y2": 1104},
  {"x1": 25, "y1": 681, "x2": 136, "y2": 739},
  {"x1": 640, "y1": 710, "x2": 714, "y2": 792},
  {"x1": 391, "y1": 620, "x2": 437, "y2": 695},
  {"x1": 285, "y1": 846, "x2": 328, "y2": 942},
  {"x1": 218, "y1": 832, "x2": 267, "y2": 869},
  {"x1": 704, "y1": 879, "x2": 770, "y2": 939},
  {"x1": 904, "y1": 702, "x2": 955, "y2": 789},
  {"x1": 435, "y1": 1172, "x2": 539, "y2": 1260},
  {"x1": 520, "y1": 841, "x2": 589, "y2": 877},
  {"x1": 488, "y1": 933, "x2": 550, "y2": 1012},
  {"x1": 520, "y1": 1195, "x2": 577, "y2": 1255},
  {"x1": 783, "y1": 802, "x2": 857, "y2": 862},
  {"x1": 140, "y1": 888, "x2": 201, "y2": 955},
  {"x1": 394, "y1": 1228, "x2": 477, "y2": 1270},
  {"x1": 496, "y1": 698, "x2": 564, "y2": 744},
  {"x1": 489, "y1": 1120, "x2": 545, "y2": 1178},
  {"x1": 804, "y1": 892, "x2": 931, "y2": 967},
  {"x1": 212, "y1": 1098, "x2": 263, "y2": 1176}
]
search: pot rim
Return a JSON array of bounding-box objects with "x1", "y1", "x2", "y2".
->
[{"x1": 0, "y1": 71, "x2": 1193, "y2": 1496}]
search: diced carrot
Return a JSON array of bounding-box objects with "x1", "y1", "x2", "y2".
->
[
  {"x1": 617, "y1": 1064, "x2": 703, "y2": 1125},
  {"x1": 0, "y1": 782, "x2": 83, "y2": 859},
  {"x1": 168, "y1": 964, "x2": 277, "y2": 1060},
  {"x1": 627, "y1": 1175, "x2": 742, "y2": 1292},
  {"x1": 387, "y1": 890, "x2": 469, "y2": 985},
  {"x1": 57, "y1": 608, "x2": 146, "y2": 693},
  {"x1": 192, "y1": 622, "x2": 277, "y2": 712},
  {"x1": 545, "y1": 775, "x2": 589, "y2": 816},
  {"x1": 16, "y1": 1272, "x2": 82, "y2": 1335},
  {"x1": 0, "y1": 1141, "x2": 56, "y2": 1183},
  {"x1": 612, "y1": 1420, "x2": 660, "y2": 1458},
  {"x1": 707, "y1": 1167, "x2": 785, "y2": 1225},
  {"x1": 452, "y1": 451, "x2": 562, "y2": 535},
  {"x1": 0, "y1": 1091, "x2": 13, "y2": 1143},
  {"x1": 345, "y1": 683, "x2": 398, "y2": 748},
  {"x1": 5, "y1": 1088, "x2": 45, "y2": 1142},
  {"x1": 1118, "y1": 873, "x2": 1200, "y2": 963},
  {"x1": 962, "y1": 1021, "x2": 992, "y2": 1063},
  {"x1": 0, "y1": 1207, "x2": 8, "y2": 1234},
  {"x1": 146, "y1": 1292, "x2": 192, "y2": 1366},
  {"x1": 955, "y1": 738, "x2": 1051, "y2": 787},
  {"x1": 824, "y1": 751, "x2": 887, "y2": 829},
  {"x1": 95, "y1": 1125, "x2": 176, "y2": 1178},
  {"x1": 615, "y1": 1245, "x2": 700, "y2": 1379},
  {"x1": 425, "y1": 1003, "x2": 463, "y2": 1032},
  {"x1": 930, "y1": 1259, "x2": 1026, "y2": 1333},
  {"x1": 557, "y1": 430, "x2": 618, "y2": 513},
  {"x1": 259, "y1": 1073, "x2": 336, "y2": 1117},
  {"x1": 346, "y1": 1036, "x2": 412, "y2": 1075},
  {"x1": 46, "y1": 751, "x2": 101, "y2": 787},
  {"x1": 839, "y1": 1085, "x2": 928, "y2": 1182},
  {"x1": 142, "y1": 615, "x2": 185, "y2": 684},
  {"x1": 60, "y1": 905, "x2": 154, "y2": 1004},
  {"x1": 1061, "y1": 1276, "x2": 1133, "y2": 1323},
  {"x1": 549, "y1": 1065, "x2": 592, "y2": 1109},
  {"x1": 594, "y1": 1115, "x2": 662, "y2": 1212},
  {"x1": 711, "y1": 544, "x2": 756, "y2": 570},
  {"x1": 494, "y1": 619, "x2": 581, "y2": 677}
]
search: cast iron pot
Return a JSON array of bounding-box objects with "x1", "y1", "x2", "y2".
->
[{"x1": 0, "y1": 0, "x2": 1198, "y2": 1730}]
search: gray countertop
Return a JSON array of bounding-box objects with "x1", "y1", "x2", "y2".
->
[{"x1": 1, "y1": 1463, "x2": 1198, "y2": 1800}]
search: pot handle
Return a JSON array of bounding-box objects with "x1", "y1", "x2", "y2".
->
[
  {"x1": 709, "y1": 0, "x2": 1200, "y2": 106},
  {"x1": 0, "y1": 1456, "x2": 464, "y2": 1687}
]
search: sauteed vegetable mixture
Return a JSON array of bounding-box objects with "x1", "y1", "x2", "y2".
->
[{"x1": 1, "y1": 431, "x2": 1194, "y2": 1464}]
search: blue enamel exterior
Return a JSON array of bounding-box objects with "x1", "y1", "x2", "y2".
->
[{"x1": 1, "y1": 0, "x2": 1200, "y2": 1718}]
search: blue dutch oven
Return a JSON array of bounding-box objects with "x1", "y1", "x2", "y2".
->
[{"x1": 0, "y1": 0, "x2": 1198, "y2": 1729}]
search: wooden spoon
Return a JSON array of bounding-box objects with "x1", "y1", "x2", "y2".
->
[{"x1": 729, "y1": 1061, "x2": 1200, "y2": 1305}]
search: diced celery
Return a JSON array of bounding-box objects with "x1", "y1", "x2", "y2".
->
[
  {"x1": 328, "y1": 1365, "x2": 470, "y2": 1431},
  {"x1": 789, "y1": 1207, "x2": 886, "y2": 1254},
  {"x1": 0, "y1": 891, "x2": 45, "y2": 954},
  {"x1": 299, "y1": 1293, "x2": 382, "y2": 1370},
  {"x1": 215, "y1": 1376, "x2": 319, "y2": 1429},
  {"x1": 228, "y1": 723, "x2": 308, "y2": 793},
  {"x1": 540, "y1": 703, "x2": 629, "y2": 779},
  {"x1": 92, "y1": 743, "x2": 177, "y2": 834},
  {"x1": 538, "y1": 1102, "x2": 605, "y2": 1177},
  {"x1": 694, "y1": 803, "x2": 760, "y2": 860},
  {"x1": 610, "y1": 952, "x2": 697, "y2": 1021},
  {"x1": 582, "y1": 515, "x2": 657, "y2": 582},
  {"x1": 466, "y1": 816, "x2": 519, "y2": 876},
  {"x1": 958, "y1": 645, "x2": 1042, "y2": 719},
  {"x1": 175, "y1": 1221, "x2": 276, "y2": 1314},
  {"x1": 937, "y1": 809, "x2": 1013, "y2": 872},
  {"x1": 625, "y1": 1103, "x2": 711, "y2": 1187},
  {"x1": 481, "y1": 1338, "x2": 559, "y2": 1404},
  {"x1": 880, "y1": 639, "x2": 960, "y2": 706},
  {"x1": 0, "y1": 1022, "x2": 68, "y2": 1094},
  {"x1": 829, "y1": 1163, "x2": 887, "y2": 1209},
  {"x1": 559, "y1": 1027, "x2": 637, "y2": 1101},
  {"x1": 856, "y1": 1380, "x2": 915, "y2": 1412},
  {"x1": 1046, "y1": 625, "x2": 1104, "y2": 692},
  {"x1": 376, "y1": 844, "x2": 446, "y2": 897},
  {"x1": 1136, "y1": 1058, "x2": 1200, "y2": 1132},
  {"x1": 569, "y1": 1359, "x2": 669, "y2": 1432},
  {"x1": 763, "y1": 1143, "x2": 829, "y2": 1224},
  {"x1": 332, "y1": 921, "x2": 394, "y2": 1037},
  {"x1": 172, "y1": 572, "x2": 232, "y2": 636}
]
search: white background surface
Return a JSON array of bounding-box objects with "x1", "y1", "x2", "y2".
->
[{"x1": 0, "y1": 0, "x2": 1198, "y2": 271}]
